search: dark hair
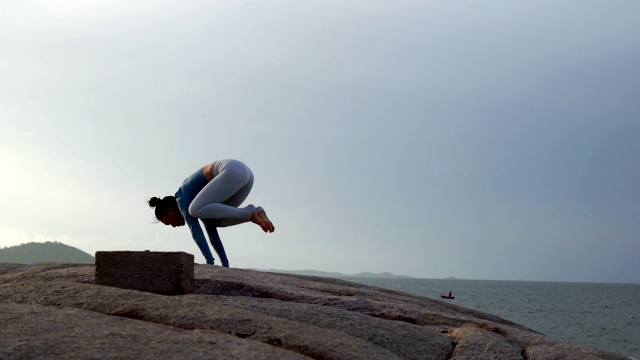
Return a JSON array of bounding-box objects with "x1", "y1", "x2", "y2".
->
[{"x1": 148, "y1": 196, "x2": 178, "y2": 220}]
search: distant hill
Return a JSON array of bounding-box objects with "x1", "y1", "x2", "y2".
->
[
  {"x1": 0, "y1": 241, "x2": 94, "y2": 264},
  {"x1": 265, "y1": 269, "x2": 412, "y2": 279}
]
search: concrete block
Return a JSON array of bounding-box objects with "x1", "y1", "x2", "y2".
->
[{"x1": 95, "y1": 251, "x2": 194, "y2": 295}]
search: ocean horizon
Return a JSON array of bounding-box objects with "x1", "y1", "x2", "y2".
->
[
  {"x1": 338, "y1": 276, "x2": 639, "y2": 359},
  {"x1": 270, "y1": 269, "x2": 640, "y2": 285}
]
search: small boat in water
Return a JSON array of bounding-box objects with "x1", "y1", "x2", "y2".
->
[{"x1": 441, "y1": 291, "x2": 454, "y2": 299}]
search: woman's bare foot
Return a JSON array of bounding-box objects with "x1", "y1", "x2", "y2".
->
[
  {"x1": 250, "y1": 209, "x2": 269, "y2": 232},
  {"x1": 258, "y1": 209, "x2": 275, "y2": 233}
]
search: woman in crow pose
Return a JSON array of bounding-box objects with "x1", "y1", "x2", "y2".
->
[{"x1": 149, "y1": 159, "x2": 274, "y2": 267}]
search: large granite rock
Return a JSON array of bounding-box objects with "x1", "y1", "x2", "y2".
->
[
  {"x1": 0, "y1": 263, "x2": 628, "y2": 359},
  {"x1": 95, "y1": 251, "x2": 194, "y2": 295}
]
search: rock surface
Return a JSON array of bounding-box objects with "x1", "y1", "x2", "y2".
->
[{"x1": 0, "y1": 263, "x2": 628, "y2": 359}]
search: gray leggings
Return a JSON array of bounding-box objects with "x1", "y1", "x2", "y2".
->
[{"x1": 188, "y1": 159, "x2": 256, "y2": 227}]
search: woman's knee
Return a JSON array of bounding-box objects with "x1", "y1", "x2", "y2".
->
[{"x1": 188, "y1": 203, "x2": 202, "y2": 218}]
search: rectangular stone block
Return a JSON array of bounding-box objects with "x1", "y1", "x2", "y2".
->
[{"x1": 95, "y1": 251, "x2": 194, "y2": 295}]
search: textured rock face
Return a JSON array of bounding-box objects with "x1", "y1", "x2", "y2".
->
[
  {"x1": 0, "y1": 263, "x2": 628, "y2": 360},
  {"x1": 95, "y1": 251, "x2": 194, "y2": 295},
  {"x1": 0, "y1": 303, "x2": 305, "y2": 360},
  {"x1": 449, "y1": 326, "x2": 523, "y2": 359}
]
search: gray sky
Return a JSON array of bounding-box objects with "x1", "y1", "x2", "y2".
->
[{"x1": 1, "y1": 0, "x2": 638, "y2": 283}]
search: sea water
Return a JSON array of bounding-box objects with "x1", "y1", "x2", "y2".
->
[{"x1": 342, "y1": 277, "x2": 640, "y2": 359}]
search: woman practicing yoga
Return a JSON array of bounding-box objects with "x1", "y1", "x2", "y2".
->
[{"x1": 149, "y1": 159, "x2": 274, "y2": 267}]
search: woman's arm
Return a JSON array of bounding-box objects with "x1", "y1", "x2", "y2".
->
[
  {"x1": 184, "y1": 215, "x2": 216, "y2": 264},
  {"x1": 177, "y1": 199, "x2": 216, "y2": 265},
  {"x1": 202, "y1": 219, "x2": 229, "y2": 267}
]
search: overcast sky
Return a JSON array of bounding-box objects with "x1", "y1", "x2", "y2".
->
[{"x1": 1, "y1": 0, "x2": 638, "y2": 283}]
